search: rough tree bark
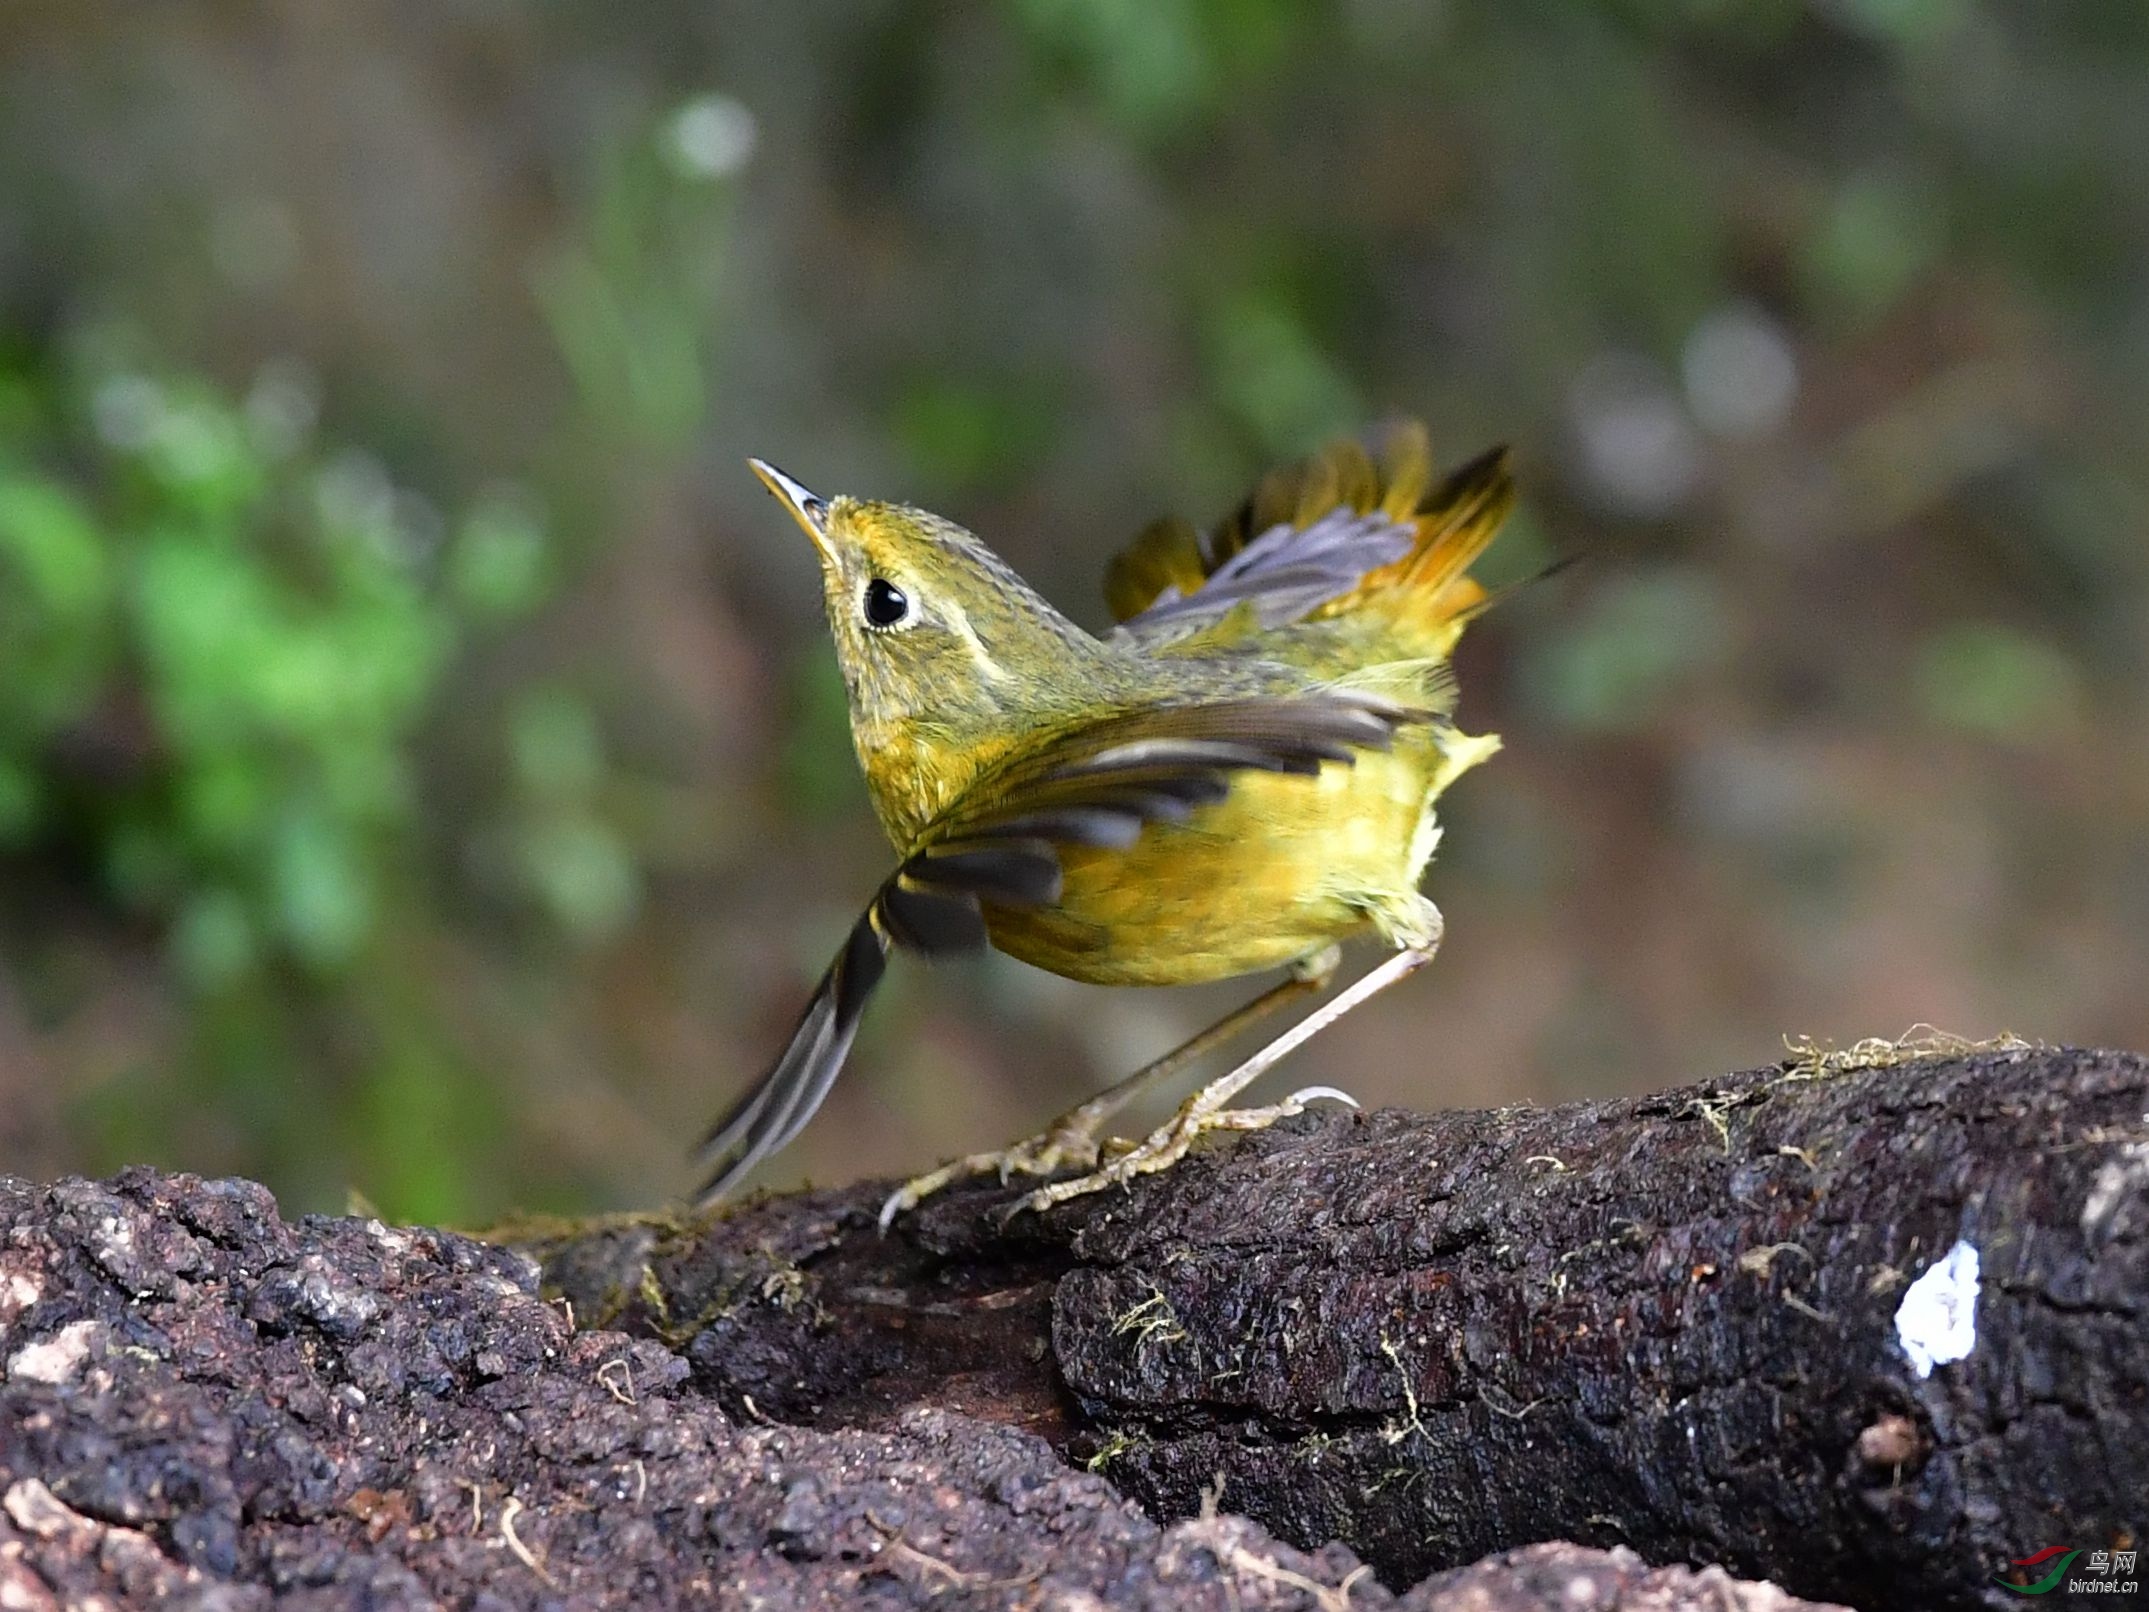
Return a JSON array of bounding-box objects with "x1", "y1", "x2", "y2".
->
[
  {"x1": 537, "y1": 1041, "x2": 2144, "y2": 1612},
  {"x1": 0, "y1": 1043, "x2": 2137, "y2": 1610}
]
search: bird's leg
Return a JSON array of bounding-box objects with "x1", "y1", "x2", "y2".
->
[
  {"x1": 877, "y1": 944, "x2": 1342, "y2": 1231},
  {"x1": 1008, "y1": 913, "x2": 1443, "y2": 1219}
]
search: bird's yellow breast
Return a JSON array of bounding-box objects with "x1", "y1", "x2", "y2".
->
[{"x1": 984, "y1": 724, "x2": 1496, "y2": 986}]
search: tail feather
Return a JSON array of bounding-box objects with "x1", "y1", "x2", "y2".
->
[
  {"x1": 1374, "y1": 419, "x2": 1435, "y2": 520},
  {"x1": 1359, "y1": 443, "x2": 1515, "y2": 621},
  {"x1": 1107, "y1": 421, "x2": 1526, "y2": 650}
]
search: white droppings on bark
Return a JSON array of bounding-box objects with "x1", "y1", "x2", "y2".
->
[{"x1": 1894, "y1": 1239, "x2": 1979, "y2": 1379}]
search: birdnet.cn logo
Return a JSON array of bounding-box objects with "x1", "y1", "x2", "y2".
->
[{"x1": 1995, "y1": 1547, "x2": 2139, "y2": 1596}]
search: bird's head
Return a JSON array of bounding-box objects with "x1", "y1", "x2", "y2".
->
[{"x1": 748, "y1": 459, "x2": 1108, "y2": 838}]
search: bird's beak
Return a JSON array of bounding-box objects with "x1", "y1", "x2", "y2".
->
[{"x1": 748, "y1": 458, "x2": 832, "y2": 557}]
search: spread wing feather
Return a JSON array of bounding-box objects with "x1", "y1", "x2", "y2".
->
[
  {"x1": 1107, "y1": 422, "x2": 1512, "y2": 646},
  {"x1": 692, "y1": 691, "x2": 1420, "y2": 1204},
  {"x1": 694, "y1": 911, "x2": 888, "y2": 1201}
]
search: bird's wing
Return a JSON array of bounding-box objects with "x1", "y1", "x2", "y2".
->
[
  {"x1": 692, "y1": 689, "x2": 1421, "y2": 1204},
  {"x1": 1108, "y1": 423, "x2": 1511, "y2": 647}
]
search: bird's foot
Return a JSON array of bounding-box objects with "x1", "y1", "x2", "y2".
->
[
  {"x1": 876, "y1": 1110, "x2": 1112, "y2": 1232},
  {"x1": 1001, "y1": 1082, "x2": 1359, "y2": 1222}
]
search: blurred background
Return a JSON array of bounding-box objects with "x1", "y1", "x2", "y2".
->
[{"x1": 3, "y1": 1, "x2": 2146, "y2": 1223}]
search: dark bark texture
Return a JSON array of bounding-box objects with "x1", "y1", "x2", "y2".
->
[
  {"x1": 0, "y1": 1175, "x2": 1825, "y2": 1611},
  {"x1": 539, "y1": 1043, "x2": 2144, "y2": 1612},
  {"x1": 0, "y1": 1044, "x2": 2137, "y2": 1610}
]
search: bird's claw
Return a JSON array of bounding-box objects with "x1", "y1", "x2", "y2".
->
[
  {"x1": 876, "y1": 1123, "x2": 1103, "y2": 1233},
  {"x1": 995, "y1": 1082, "x2": 1361, "y2": 1222}
]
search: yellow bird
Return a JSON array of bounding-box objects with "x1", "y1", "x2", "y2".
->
[{"x1": 699, "y1": 423, "x2": 1518, "y2": 1225}]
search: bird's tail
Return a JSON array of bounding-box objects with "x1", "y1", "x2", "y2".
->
[
  {"x1": 1320, "y1": 427, "x2": 1511, "y2": 642},
  {"x1": 1107, "y1": 421, "x2": 1522, "y2": 642}
]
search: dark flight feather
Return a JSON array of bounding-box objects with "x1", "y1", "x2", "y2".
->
[
  {"x1": 692, "y1": 690, "x2": 1422, "y2": 1204},
  {"x1": 694, "y1": 911, "x2": 888, "y2": 1201}
]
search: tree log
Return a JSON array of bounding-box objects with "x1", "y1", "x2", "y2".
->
[
  {"x1": 537, "y1": 1042, "x2": 2145, "y2": 1611},
  {"x1": 0, "y1": 1173, "x2": 1826, "y2": 1610},
  {"x1": 0, "y1": 1043, "x2": 2138, "y2": 1609}
]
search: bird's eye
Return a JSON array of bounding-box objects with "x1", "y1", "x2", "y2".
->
[{"x1": 862, "y1": 577, "x2": 913, "y2": 630}]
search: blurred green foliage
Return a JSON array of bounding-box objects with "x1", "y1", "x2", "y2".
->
[
  {"x1": 0, "y1": 348, "x2": 523, "y2": 980},
  {"x1": 1, "y1": 1, "x2": 2146, "y2": 1219},
  {"x1": 1520, "y1": 570, "x2": 1733, "y2": 734},
  {"x1": 538, "y1": 96, "x2": 743, "y2": 459},
  {"x1": 1010, "y1": 0, "x2": 1304, "y2": 140},
  {"x1": 0, "y1": 340, "x2": 583, "y2": 1218},
  {"x1": 1914, "y1": 621, "x2": 2082, "y2": 738}
]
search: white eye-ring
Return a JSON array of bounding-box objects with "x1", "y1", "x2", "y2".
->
[{"x1": 861, "y1": 576, "x2": 916, "y2": 630}]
